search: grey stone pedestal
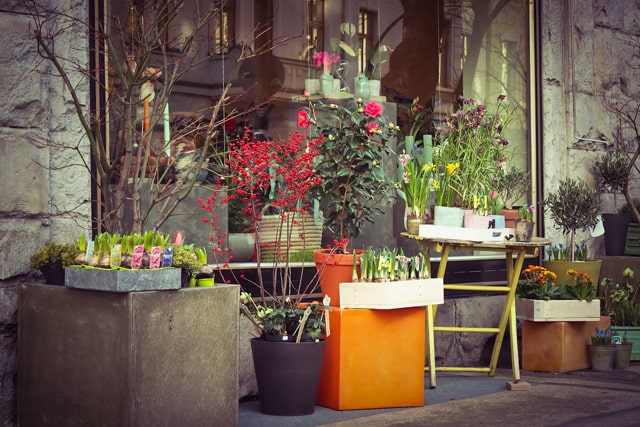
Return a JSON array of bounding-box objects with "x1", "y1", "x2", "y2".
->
[{"x1": 18, "y1": 283, "x2": 239, "y2": 427}]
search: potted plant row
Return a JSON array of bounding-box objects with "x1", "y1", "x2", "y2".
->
[
  {"x1": 30, "y1": 230, "x2": 218, "y2": 292},
  {"x1": 600, "y1": 267, "x2": 640, "y2": 362}
]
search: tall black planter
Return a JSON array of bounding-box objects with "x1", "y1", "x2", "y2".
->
[
  {"x1": 250, "y1": 338, "x2": 326, "y2": 416},
  {"x1": 602, "y1": 213, "x2": 631, "y2": 256}
]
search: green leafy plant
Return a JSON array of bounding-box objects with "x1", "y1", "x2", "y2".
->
[
  {"x1": 518, "y1": 205, "x2": 535, "y2": 221},
  {"x1": 29, "y1": 242, "x2": 79, "y2": 270},
  {"x1": 172, "y1": 245, "x2": 204, "y2": 280},
  {"x1": 433, "y1": 95, "x2": 514, "y2": 209},
  {"x1": 543, "y1": 178, "x2": 601, "y2": 261},
  {"x1": 396, "y1": 148, "x2": 434, "y2": 220},
  {"x1": 495, "y1": 166, "x2": 530, "y2": 210},
  {"x1": 593, "y1": 151, "x2": 630, "y2": 194},
  {"x1": 300, "y1": 96, "x2": 399, "y2": 252},
  {"x1": 600, "y1": 267, "x2": 640, "y2": 326}
]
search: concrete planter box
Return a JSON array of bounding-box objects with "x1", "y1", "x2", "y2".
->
[
  {"x1": 65, "y1": 266, "x2": 181, "y2": 292},
  {"x1": 516, "y1": 298, "x2": 601, "y2": 322},
  {"x1": 18, "y1": 283, "x2": 239, "y2": 427},
  {"x1": 339, "y1": 278, "x2": 444, "y2": 309}
]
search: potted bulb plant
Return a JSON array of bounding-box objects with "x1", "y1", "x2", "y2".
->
[{"x1": 543, "y1": 177, "x2": 602, "y2": 283}]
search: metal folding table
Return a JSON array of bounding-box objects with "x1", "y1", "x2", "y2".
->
[{"x1": 402, "y1": 233, "x2": 550, "y2": 388}]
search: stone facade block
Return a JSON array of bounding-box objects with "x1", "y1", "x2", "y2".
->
[
  {"x1": 0, "y1": 130, "x2": 50, "y2": 215},
  {"x1": 0, "y1": 219, "x2": 51, "y2": 280}
]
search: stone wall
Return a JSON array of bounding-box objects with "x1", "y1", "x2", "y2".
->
[
  {"x1": 0, "y1": 2, "x2": 91, "y2": 425},
  {"x1": 540, "y1": 0, "x2": 640, "y2": 252}
]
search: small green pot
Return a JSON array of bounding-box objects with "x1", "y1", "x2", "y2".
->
[{"x1": 196, "y1": 277, "x2": 214, "y2": 287}]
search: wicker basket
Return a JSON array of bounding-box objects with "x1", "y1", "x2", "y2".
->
[{"x1": 256, "y1": 211, "x2": 323, "y2": 260}]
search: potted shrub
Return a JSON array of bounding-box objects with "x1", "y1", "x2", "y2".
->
[
  {"x1": 496, "y1": 166, "x2": 530, "y2": 228},
  {"x1": 199, "y1": 129, "x2": 330, "y2": 416},
  {"x1": 29, "y1": 242, "x2": 79, "y2": 286},
  {"x1": 298, "y1": 95, "x2": 399, "y2": 304},
  {"x1": 543, "y1": 178, "x2": 602, "y2": 281},
  {"x1": 593, "y1": 151, "x2": 631, "y2": 255},
  {"x1": 600, "y1": 267, "x2": 640, "y2": 362}
]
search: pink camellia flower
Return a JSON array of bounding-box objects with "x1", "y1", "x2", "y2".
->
[
  {"x1": 297, "y1": 109, "x2": 310, "y2": 128},
  {"x1": 365, "y1": 121, "x2": 380, "y2": 135},
  {"x1": 363, "y1": 101, "x2": 383, "y2": 118}
]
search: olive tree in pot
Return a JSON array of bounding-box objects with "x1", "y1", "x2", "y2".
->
[{"x1": 543, "y1": 178, "x2": 602, "y2": 283}]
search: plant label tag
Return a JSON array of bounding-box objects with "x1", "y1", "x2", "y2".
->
[
  {"x1": 149, "y1": 246, "x2": 161, "y2": 269},
  {"x1": 110, "y1": 244, "x2": 122, "y2": 269},
  {"x1": 162, "y1": 247, "x2": 174, "y2": 267},
  {"x1": 131, "y1": 245, "x2": 144, "y2": 269},
  {"x1": 85, "y1": 240, "x2": 94, "y2": 264}
]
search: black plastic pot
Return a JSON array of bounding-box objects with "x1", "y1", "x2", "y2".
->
[
  {"x1": 602, "y1": 213, "x2": 631, "y2": 256},
  {"x1": 250, "y1": 337, "x2": 326, "y2": 416}
]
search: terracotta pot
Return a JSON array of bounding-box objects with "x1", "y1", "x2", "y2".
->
[
  {"x1": 313, "y1": 249, "x2": 362, "y2": 306},
  {"x1": 501, "y1": 208, "x2": 519, "y2": 228}
]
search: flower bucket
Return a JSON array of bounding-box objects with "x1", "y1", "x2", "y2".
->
[
  {"x1": 614, "y1": 343, "x2": 633, "y2": 369},
  {"x1": 433, "y1": 206, "x2": 464, "y2": 227},
  {"x1": 515, "y1": 220, "x2": 535, "y2": 242},
  {"x1": 588, "y1": 344, "x2": 616, "y2": 371},
  {"x1": 304, "y1": 78, "x2": 320, "y2": 94}
]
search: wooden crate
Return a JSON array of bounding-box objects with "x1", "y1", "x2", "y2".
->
[
  {"x1": 516, "y1": 298, "x2": 601, "y2": 322},
  {"x1": 339, "y1": 278, "x2": 444, "y2": 309}
]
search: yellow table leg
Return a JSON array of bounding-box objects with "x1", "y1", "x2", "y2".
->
[
  {"x1": 489, "y1": 249, "x2": 525, "y2": 378},
  {"x1": 426, "y1": 304, "x2": 437, "y2": 388}
]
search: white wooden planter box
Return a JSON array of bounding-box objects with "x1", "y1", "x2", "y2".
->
[
  {"x1": 418, "y1": 224, "x2": 514, "y2": 242},
  {"x1": 515, "y1": 298, "x2": 601, "y2": 322},
  {"x1": 339, "y1": 278, "x2": 444, "y2": 309}
]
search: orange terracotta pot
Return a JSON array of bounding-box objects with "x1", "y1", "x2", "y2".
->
[
  {"x1": 522, "y1": 315, "x2": 611, "y2": 373},
  {"x1": 501, "y1": 208, "x2": 519, "y2": 229},
  {"x1": 312, "y1": 249, "x2": 362, "y2": 307}
]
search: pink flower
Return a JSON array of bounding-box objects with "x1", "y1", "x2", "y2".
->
[
  {"x1": 365, "y1": 121, "x2": 380, "y2": 135},
  {"x1": 297, "y1": 109, "x2": 310, "y2": 128},
  {"x1": 399, "y1": 153, "x2": 410, "y2": 168},
  {"x1": 363, "y1": 101, "x2": 383, "y2": 118}
]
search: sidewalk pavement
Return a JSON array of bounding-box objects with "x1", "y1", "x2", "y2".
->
[{"x1": 239, "y1": 363, "x2": 640, "y2": 426}]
